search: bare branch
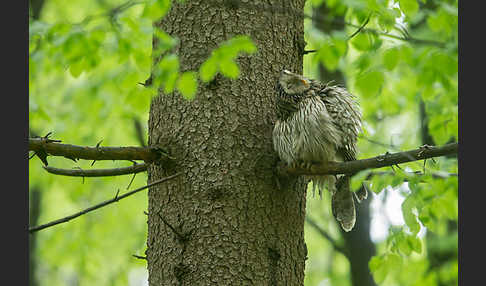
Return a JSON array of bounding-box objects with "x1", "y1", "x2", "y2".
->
[
  {"x1": 347, "y1": 14, "x2": 371, "y2": 40},
  {"x1": 29, "y1": 173, "x2": 182, "y2": 233},
  {"x1": 29, "y1": 137, "x2": 169, "y2": 165},
  {"x1": 279, "y1": 143, "x2": 458, "y2": 176},
  {"x1": 133, "y1": 117, "x2": 147, "y2": 147},
  {"x1": 43, "y1": 163, "x2": 148, "y2": 177},
  {"x1": 77, "y1": 0, "x2": 145, "y2": 25},
  {"x1": 370, "y1": 170, "x2": 458, "y2": 179},
  {"x1": 305, "y1": 217, "x2": 349, "y2": 258}
]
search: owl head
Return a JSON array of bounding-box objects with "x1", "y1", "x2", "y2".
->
[{"x1": 278, "y1": 70, "x2": 311, "y2": 95}]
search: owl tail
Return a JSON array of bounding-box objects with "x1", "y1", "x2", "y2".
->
[{"x1": 331, "y1": 175, "x2": 356, "y2": 232}]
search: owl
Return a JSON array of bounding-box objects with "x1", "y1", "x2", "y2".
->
[{"x1": 273, "y1": 70, "x2": 365, "y2": 232}]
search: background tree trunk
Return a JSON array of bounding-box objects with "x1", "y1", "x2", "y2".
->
[
  {"x1": 314, "y1": 3, "x2": 376, "y2": 286},
  {"x1": 146, "y1": 1, "x2": 308, "y2": 285},
  {"x1": 29, "y1": 187, "x2": 41, "y2": 286}
]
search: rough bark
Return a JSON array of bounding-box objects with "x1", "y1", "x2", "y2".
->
[
  {"x1": 146, "y1": 1, "x2": 307, "y2": 285},
  {"x1": 314, "y1": 3, "x2": 376, "y2": 286}
]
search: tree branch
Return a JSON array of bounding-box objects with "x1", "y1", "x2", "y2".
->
[
  {"x1": 279, "y1": 143, "x2": 458, "y2": 176},
  {"x1": 29, "y1": 137, "x2": 170, "y2": 165},
  {"x1": 305, "y1": 216, "x2": 349, "y2": 258},
  {"x1": 29, "y1": 173, "x2": 181, "y2": 233},
  {"x1": 211, "y1": 1, "x2": 446, "y2": 48},
  {"x1": 43, "y1": 163, "x2": 148, "y2": 177}
]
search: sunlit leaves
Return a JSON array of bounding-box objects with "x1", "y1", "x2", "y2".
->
[
  {"x1": 304, "y1": 0, "x2": 457, "y2": 284},
  {"x1": 399, "y1": 0, "x2": 419, "y2": 18},
  {"x1": 199, "y1": 35, "x2": 257, "y2": 82},
  {"x1": 350, "y1": 32, "x2": 381, "y2": 51},
  {"x1": 316, "y1": 32, "x2": 348, "y2": 71},
  {"x1": 177, "y1": 72, "x2": 198, "y2": 100},
  {"x1": 153, "y1": 53, "x2": 179, "y2": 93},
  {"x1": 350, "y1": 169, "x2": 372, "y2": 191},
  {"x1": 427, "y1": 5, "x2": 458, "y2": 37},
  {"x1": 401, "y1": 194, "x2": 421, "y2": 234},
  {"x1": 376, "y1": 7, "x2": 402, "y2": 32},
  {"x1": 354, "y1": 70, "x2": 384, "y2": 98},
  {"x1": 153, "y1": 29, "x2": 178, "y2": 53},
  {"x1": 143, "y1": 0, "x2": 171, "y2": 21},
  {"x1": 369, "y1": 253, "x2": 403, "y2": 284},
  {"x1": 382, "y1": 47, "x2": 400, "y2": 70}
]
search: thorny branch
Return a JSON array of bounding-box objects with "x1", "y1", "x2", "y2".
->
[
  {"x1": 29, "y1": 137, "x2": 170, "y2": 165},
  {"x1": 29, "y1": 173, "x2": 182, "y2": 233},
  {"x1": 76, "y1": 0, "x2": 144, "y2": 25},
  {"x1": 279, "y1": 143, "x2": 458, "y2": 176},
  {"x1": 42, "y1": 163, "x2": 148, "y2": 177}
]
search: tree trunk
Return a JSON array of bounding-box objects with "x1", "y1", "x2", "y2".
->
[
  {"x1": 341, "y1": 194, "x2": 376, "y2": 286},
  {"x1": 146, "y1": 1, "x2": 307, "y2": 285}
]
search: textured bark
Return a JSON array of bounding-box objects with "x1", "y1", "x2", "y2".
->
[{"x1": 146, "y1": 1, "x2": 307, "y2": 285}]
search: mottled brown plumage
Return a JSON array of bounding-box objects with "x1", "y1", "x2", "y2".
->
[{"x1": 273, "y1": 70, "x2": 365, "y2": 232}]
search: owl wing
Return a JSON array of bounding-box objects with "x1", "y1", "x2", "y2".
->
[{"x1": 319, "y1": 86, "x2": 362, "y2": 162}]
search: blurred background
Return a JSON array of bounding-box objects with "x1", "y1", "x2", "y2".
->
[{"x1": 29, "y1": 0, "x2": 458, "y2": 285}]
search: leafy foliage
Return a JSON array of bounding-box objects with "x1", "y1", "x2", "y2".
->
[
  {"x1": 304, "y1": 0, "x2": 457, "y2": 285},
  {"x1": 30, "y1": 0, "x2": 456, "y2": 285},
  {"x1": 29, "y1": 0, "x2": 257, "y2": 285},
  {"x1": 199, "y1": 35, "x2": 257, "y2": 82}
]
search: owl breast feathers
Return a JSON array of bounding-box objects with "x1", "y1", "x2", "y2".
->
[
  {"x1": 273, "y1": 70, "x2": 362, "y2": 166},
  {"x1": 273, "y1": 69, "x2": 364, "y2": 232}
]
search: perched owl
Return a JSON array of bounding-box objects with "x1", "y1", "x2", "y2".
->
[{"x1": 273, "y1": 70, "x2": 365, "y2": 232}]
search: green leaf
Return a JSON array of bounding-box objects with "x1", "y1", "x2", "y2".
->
[
  {"x1": 153, "y1": 30, "x2": 178, "y2": 56},
  {"x1": 400, "y1": 0, "x2": 419, "y2": 18},
  {"x1": 397, "y1": 233, "x2": 412, "y2": 256},
  {"x1": 219, "y1": 59, "x2": 240, "y2": 79},
  {"x1": 177, "y1": 72, "x2": 198, "y2": 100},
  {"x1": 227, "y1": 35, "x2": 257, "y2": 54},
  {"x1": 382, "y1": 47, "x2": 400, "y2": 70},
  {"x1": 369, "y1": 254, "x2": 400, "y2": 284},
  {"x1": 402, "y1": 195, "x2": 421, "y2": 234},
  {"x1": 154, "y1": 54, "x2": 180, "y2": 93},
  {"x1": 408, "y1": 234, "x2": 422, "y2": 254},
  {"x1": 351, "y1": 169, "x2": 372, "y2": 191},
  {"x1": 354, "y1": 70, "x2": 384, "y2": 98},
  {"x1": 427, "y1": 8, "x2": 457, "y2": 37},
  {"x1": 377, "y1": 8, "x2": 401, "y2": 31},
  {"x1": 69, "y1": 58, "x2": 86, "y2": 78},
  {"x1": 369, "y1": 255, "x2": 383, "y2": 272},
  {"x1": 199, "y1": 57, "x2": 218, "y2": 82},
  {"x1": 317, "y1": 42, "x2": 340, "y2": 71},
  {"x1": 199, "y1": 35, "x2": 257, "y2": 82},
  {"x1": 352, "y1": 31, "x2": 382, "y2": 51},
  {"x1": 143, "y1": 0, "x2": 171, "y2": 21}
]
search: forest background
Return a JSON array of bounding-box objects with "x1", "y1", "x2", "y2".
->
[{"x1": 28, "y1": 0, "x2": 458, "y2": 285}]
